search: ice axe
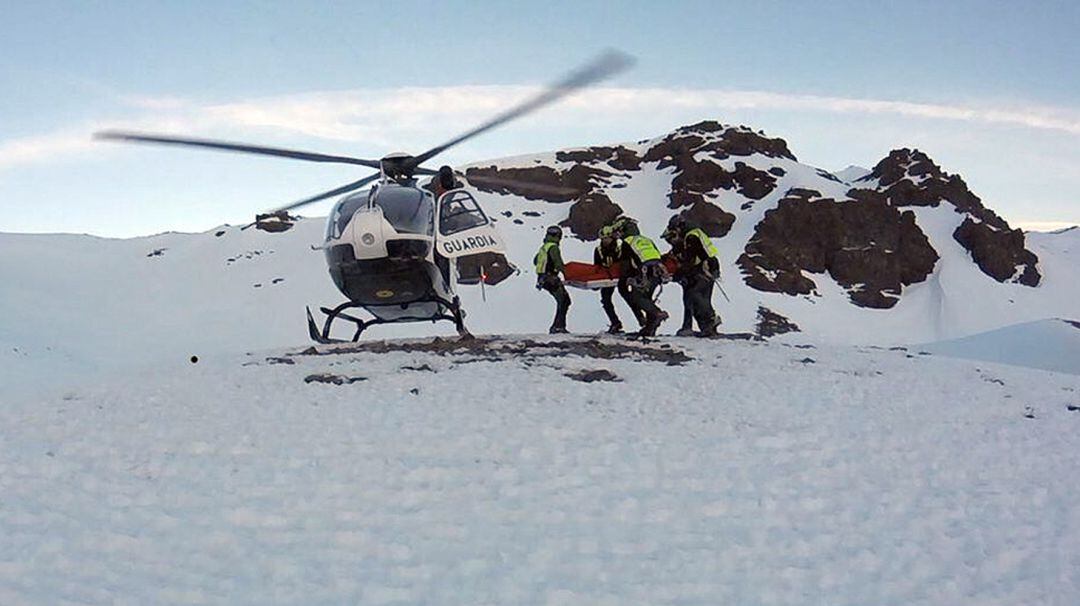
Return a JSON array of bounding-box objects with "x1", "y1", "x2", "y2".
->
[{"x1": 711, "y1": 273, "x2": 731, "y2": 303}]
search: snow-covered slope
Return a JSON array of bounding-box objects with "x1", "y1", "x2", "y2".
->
[
  {"x1": 834, "y1": 165, "x2": 872, "y2": 183},
  {"x1": 3, "y1": 336, "x2": 1079, "y2": 604},
  {"x1": 921, "y1": 318, "x2": 1080, "y2": 375}
]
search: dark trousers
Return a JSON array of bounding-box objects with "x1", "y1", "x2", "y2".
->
[
  {"x1": 543, "y1": 281, "x2": 571, "y2": 329},
  {"x1": 600, "y1": 278, "x2": 644, "y2": 328},
  {"x1": 627, "y1": 275, "x2": 664, "y2": 334},
  {"x1": 681, "y1": 272, "x2": 717, "y2": 329}
]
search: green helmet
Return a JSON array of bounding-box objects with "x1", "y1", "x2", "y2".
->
[{"x1": 606, "y1": 215, "x2": 637, "y2": 238}]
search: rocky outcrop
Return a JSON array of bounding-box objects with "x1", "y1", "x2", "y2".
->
[
  {"x1": 675, "y1": 201, "x2": 736, "y2": 238},
  {"x1": 852, "y1": 148, "x2": 1041, "y2": 286},
  {"x1": 953, "y1": 219, "x2": 1041, "y2": 286},
  {"x1": 641, "y1": 123, "x2": 791, "y2": 237},
  {"x1": 755, "y1": 306, "x2": 801, "y2": 338},
  {"x1": 738, "y1": 189, "x2": 939, "y2": 308},
  {"x1": 560, "y1": 193, "x2": 624, "y2": 240},
  {"x1": 555, "y1": 146, "x2": 642, "y2": 171}
]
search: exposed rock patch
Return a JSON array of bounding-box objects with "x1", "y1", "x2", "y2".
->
[
  {"x1": 291, "y1": 336, "x2": 693, "y2": 366},
  {"x1": 565, "y1": 369, "x2": 621, "y2": 383},
  {"x1": 953, "y1": 220, "x2": 1041, "y2": 286},
  {"x1": 738, "y1": 189, "x2": 939, "y2": 308},
  {"x1": 852, "y1": 149, "x2": 1040, "y2": 286},
  {"x1": 641, "y1": 123, "x2": 792, "y2": 237},
  {"x1": 556, "y1": 146, "x2": 642, "y2": 171},
  {"x1": 756, "y1": 306, "x2": 801, "y2": 338},
  {"x1": 304, "y1": 373, "x2": 366, "y2": 385},
  {"x1": 676, "y1": 201, "x2": 736, "y2": 238},
  {"x1": 560, "y1": 192, "x2": 624, "y2": 240}
]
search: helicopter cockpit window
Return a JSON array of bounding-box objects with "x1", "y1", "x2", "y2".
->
[
  {"x1": 372, "y1": 188, "x2": 434, "y2": 236},
  {"x1": 327, "y1": 193, "x2": 367, "y2": 240},
  {"x1": 439, "y1": 191, "x2": 488, "y2": 236}
]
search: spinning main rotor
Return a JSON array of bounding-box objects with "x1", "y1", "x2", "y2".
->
[{"x1": 95, "y1": 50, "x2": 634, "y2": 212}]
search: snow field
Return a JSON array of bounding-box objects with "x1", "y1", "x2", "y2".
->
[{"x1": 2, "y1": 337, "x2": 1078, "y2": 604}]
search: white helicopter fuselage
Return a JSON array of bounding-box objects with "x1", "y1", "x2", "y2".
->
[{"x1": 320, "y1": 181, "x2": 505, "y2": 325}]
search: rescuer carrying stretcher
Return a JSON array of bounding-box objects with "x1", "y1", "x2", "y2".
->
[
  {"x1": 594, "y1": 223, "x2": 645, "y2": 334},
  {"x1": 662, "y1": 215, "x2": 721, "y2": 337},
  {"x1": 611, "y1": 217, "x2": 669, "y2": 337}
]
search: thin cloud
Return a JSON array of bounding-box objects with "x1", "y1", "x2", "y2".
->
[
  {"x1": 0, "y1": 131, "x2": 98, "y2": 170},
  {"x1": 2, "y1": 86, "x2": 1079, "y2": 170}
]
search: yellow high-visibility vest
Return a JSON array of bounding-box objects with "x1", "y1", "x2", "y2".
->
[
  {"x1": 624, "y1": 235, "x2": 661, "y2": 263},
  {"x1": 534, "y1": 242, "x2": 557, "y2": 274},
  {"x1": 686, "y1": 228, "x2": 719, "y2": 260}
]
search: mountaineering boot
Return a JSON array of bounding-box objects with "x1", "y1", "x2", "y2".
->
[
  {"x1": 549, "y1": 325, "x2": 569, "y2": 335},
  {"x1": 606, "y1": 323, "x2": 624, "y2": 335},
  {"x1": 638, "y1": 310, "x2": 669, "y2": 337},
  {"x1": 675, "y1": 325, "x2": 695, "y2": 337},
  {"x1": 697, "y1": 316, "x2": 720, "y2": 337}
]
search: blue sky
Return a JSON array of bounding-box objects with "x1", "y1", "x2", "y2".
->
[{"x1": 1, "y1": 0, "x2": 1078, "y2": 236}]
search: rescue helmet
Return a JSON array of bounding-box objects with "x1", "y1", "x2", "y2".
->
[
  {"x1": 667, "y1": 214, "x2": 689, "y2": 234},
  {"x1": 437, "y1": 165, "x2": 456, "y2": 190}
]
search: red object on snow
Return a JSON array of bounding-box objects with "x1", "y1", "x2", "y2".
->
[
  {"x1": 563, "y1": 256, "x2": 681, "y2": 290},
  {"x1": 563, "y1": 262, "x2": 619, "y2": 290}
]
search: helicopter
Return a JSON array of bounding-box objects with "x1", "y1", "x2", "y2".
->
[{"x1": 95, "y1": 51, "x2": 632, "y2": 342}]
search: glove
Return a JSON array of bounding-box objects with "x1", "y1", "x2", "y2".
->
[{"x1": 706, "y1": 257, "x2": 720, "y2": 277}]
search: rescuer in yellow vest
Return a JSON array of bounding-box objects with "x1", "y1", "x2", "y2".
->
[
  {"x1": 662, "y1": 215, "x2": 721, "y2": 336},
  {"x1": 594, "y1": 223, "x2": 645, "y2": 334},
  {"x1": 613, "y1": 218, "x2": 669, "y2": 337},
  {"x1": 534, "y1": 225, "x2": 571, "y2": 334}
]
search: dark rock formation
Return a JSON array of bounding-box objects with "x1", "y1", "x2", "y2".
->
[
  {"x1": 738, "y1": 189, "x2": 939, "y2": 308},
  {"x1": 559, "y1": 192, "x2": 624, "y2": 240},
  {"x1": 676, "y1": 201, "x2": 736, "y2": 238},
  {"x1": 756, "y1": 306, "x2": 801, "y2": 338},
  {"x1": 565, "y1": 369, "x2": 621, "y2": 383},
  {"x1": 816, "y1": 169, "x2": 842, "y2": 183},
  {"x1": 852, "y1": 148, "x2": 1041, "y2": 285},
  {"x1": 953, "y1": 219, "x2": 1041, "y2": 286},
  {"x1": 663, "y1": 121, "x2": 797, "y2": 161},
  {"x1": 639, "y1": 124, "x2": 793, "y2": 237},
  {"x1": 253, "y1": 210, "x2": 297, "y2": 233},
  {"x1": 555, "y1": 146, "x2": 642, "y2": 171}
]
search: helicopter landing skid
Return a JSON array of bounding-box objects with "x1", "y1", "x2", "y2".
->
[{"x1": 306, "y1": 297, "x2": 470, "y2": 344}]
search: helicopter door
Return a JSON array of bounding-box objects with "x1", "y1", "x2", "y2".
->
[{"x1": 434, "y1": 190, "x2": 505, "y2": 258}]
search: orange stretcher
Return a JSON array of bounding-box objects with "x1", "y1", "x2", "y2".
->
[{"x1": 563, "y1": 256, "x2": 680, "y2": 290}]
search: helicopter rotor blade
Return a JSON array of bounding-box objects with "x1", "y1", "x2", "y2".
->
[
  {"x1": 94, "y1": 130, "x2": 384, "y2": 169},
  {"x1": 408, "y1": 49, "x2": 634, "y2": 169},
  {"x1": 270, "y1": 173, "x2": 382, "y2": 213}
]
